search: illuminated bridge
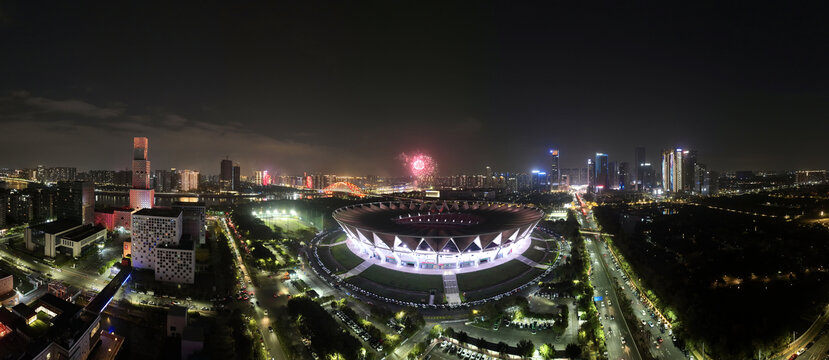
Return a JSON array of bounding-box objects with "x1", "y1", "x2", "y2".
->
[{"x1": 322, "y1": 182, "x2": 366, "y2": 197}]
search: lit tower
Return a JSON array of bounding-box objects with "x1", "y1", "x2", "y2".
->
[
  {"x1": 130, "y1": 137, "x2": 155, "y2": 209},
  {"x1": 549, "y1": 149, "x2": 560, "y2": 190},
  {"x1": 661, "y1": 148, "x2": 684, "y2": 193}
]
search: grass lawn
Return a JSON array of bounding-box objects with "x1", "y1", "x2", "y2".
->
[
  {"x1": 330, "y1": 244, "x2": 365, "y2": 271},
  {"x1": 346, "y1": 276, "x2": 436, "y2": 303},
  {"x1": 355, "y1": 265, "x2": 444, "y2": 293},
  {"x1": 456, "y1": 260, "x2": 532, "y2": 292},
  {"x1": 263, "y1": 217, "x2": 312, "y2": 232},
  {"x1": 522, "y1": 241, "x2": 549, "y2": 263},
  {"x1": 464, "y1": 267, "x2": 545, "y2": 301}
]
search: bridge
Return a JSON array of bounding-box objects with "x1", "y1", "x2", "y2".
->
[{"x1": 322, "y1": 182, "x2": 366, "y2": 197}]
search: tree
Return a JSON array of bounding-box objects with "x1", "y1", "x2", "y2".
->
[
  {"x1": 565, "y1": 343, "x2": 581, "y2": 358},
  {"x1": 428, "y1": 324, "x2": 443, "y2": 340},
  {"x1": 516, "y1": 339, "x2": 534, "y2": 359},
  {"x1": 496, "y1": 342, "x2": 509, "y2": 357},
  {"x1": 456, "y1": 331, "x2": 468, "y2": 344},
  {"x1": 538, "y1": 343, "x2": 555, "y2": 360}
]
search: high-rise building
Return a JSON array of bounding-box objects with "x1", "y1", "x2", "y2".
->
[
  {"x1": 155, "y1": 169, "x2": 174, "y2": 192},
  {"x1": 549, "y1": 149, "x2": 560, "y2": 190},
  {"x1": 254, "y1": 170, "x2": 273, "y2": 186},
  {"x1": 641, "y1": 163, "x2": 655, "y2": 190},
  {"x1": 587, "y1": 158, "x2": 594, "y2": 188},
  {"x1": 130, "y1": 208, "x2": 195, "y2": 284},
  {"x1": 114, "y1": 169, "x2": 132, "y2": 186},
  {"x1": 661, "y1": 148, "x2": 684, "y2": 193},
  {"x1": 233, "y1": 164, "x2": 241, "y2": 191},
  {"x1": 220, "y1": 159, "x2": 233, "y2": 191},
  {"x1": 634, "y1": 146, "x2": 646, "y2": 189},
  {"x1": 706, "y1": 171, "x2": 720, "y2": 195},
  {"x1": 796, "y1": 170, "x2": 828, "y2": 184},
  {"x1": 693, "y1": 163, "x2": 707, "y2": 194},
  {"x1": 42, "y1": 167, "x2": 77, "y2": 183},
  {"x1": 89, "y1": 170, "x2": 115, "y2": 185},
  {"x1": 485, "y1": 166, "x2": 493, "y2": 188},
  {"x1": 531, "y1": 170, "x2": 548, "y2": 191},
  {"x1": 594, "y1": 153, "x2": 609, "y2": 190},
  {"x1": 618, "y1": 162, "x2": 630, "y2": 190},
  {"x1": 132, "y1": 137, "x2": 150, "y2": 189},
  {"x1": 683, "y1": 150, "x2": 698, "y2": 192},
  {"x1": 173, "y1": 201, "x2": 206, "y2": 245},
  {"x1": 130, "y1": 137, "x2": 155, "y2": 209},
  {"x1": 54, "y1": 181, "x2": 94, "y2": 225},
  {"x1": 176, "y1": 169, "x2": 199, "y2": 192},
  {"x1": 608, "y1": 161, "x2": 619, "y2": 190}
]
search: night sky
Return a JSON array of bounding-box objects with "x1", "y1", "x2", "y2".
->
[{"x1": 1, "y1": 2, "x2": 827, "y2": 176}]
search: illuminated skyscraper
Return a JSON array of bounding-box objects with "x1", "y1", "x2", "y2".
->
[
  {"x1": 661, "y1": 148, "x2": 684, "y2": 193},
  {"x1": 549, "y1": 149, "x2": 560, "y2": 190},
  {"x1": 130, "y1": 137, "x2": 155, "y2": 209},
  {"x1": 594, "y1": 153, "x2": 609, "y2": 190},
  {"x1": 176, "y1": 169, "x2": 199, "y2": 192}
]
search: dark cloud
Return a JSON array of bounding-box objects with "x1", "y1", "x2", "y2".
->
[
  {"x1": 0, "y1": 2, "x2": 828, "y2": 174},
  {"x1": 0, "y1": 92, "x2": 347, "y2": 175}
]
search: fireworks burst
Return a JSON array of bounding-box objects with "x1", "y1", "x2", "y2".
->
[{"x1": 398, "y1": 152, "x2": 437, "y2": 179}]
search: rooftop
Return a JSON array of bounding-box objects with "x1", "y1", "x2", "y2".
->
[
  {"x1": 134, "y1": 207, "x2": 182, "y2": 218},
  {"x1": 60, "y1": 224, "x2": 106, "y2": 242},
  {"x1": 85, "y1": 266, "x2": 132, "y2": 314},
  {"x1": 94, "y1": 206, "x2": 131, "y2": 214},
  {"x1": 28, "y1": 219, "x2": 81, "y2": 235}
]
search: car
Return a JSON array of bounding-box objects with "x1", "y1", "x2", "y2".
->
[
  {"x1": 268, "y1": 326, "x2": 274, "y2": 333},
  {"x1": 264, "y1": 309, "x2": 268, "y2": 315},
  {"x1": 797, "y1": 348, "x2": 806, "y2": 355}
]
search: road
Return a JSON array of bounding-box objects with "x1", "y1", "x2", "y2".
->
[
  {"x1": 771, "y1": 307, "x2": 829, "y2": 360},
  {"x1": 0, "y1": 235, "x2": 110, "y2": 302},
  {"x1": 579, "y1": 206, "x2": 688, "y2": 360},
  {"x1": 795, "y1": 328, "x2": 829, "y2": 360},
  {"x1": 218, "y1": 216, "x2": 288, "y2": 360}
]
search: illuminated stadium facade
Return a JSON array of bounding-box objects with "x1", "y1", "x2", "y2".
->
[{"x1": 333, "y1": 201, "x2": 544, "y2": 271}]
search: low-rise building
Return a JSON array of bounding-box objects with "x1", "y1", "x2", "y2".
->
[
  {"x1": 167, "y1": 305, "x2": 188, "y2": 337},
  {"x1": 25, "y1": 221, "x2": 105, "y2": 257},
  {"x1": 0, "y1": 272, "x2": 18, "y2": 308}
]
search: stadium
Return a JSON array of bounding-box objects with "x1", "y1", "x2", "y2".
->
[{"x1": 332, "y1": 201, "x2": 544, "y2": 273}]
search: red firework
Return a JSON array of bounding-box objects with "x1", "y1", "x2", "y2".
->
[{"x1": 399, "y1": 152, "x2": 437, "y2": 179}]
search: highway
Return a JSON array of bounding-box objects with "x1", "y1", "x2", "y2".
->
[
  {"x1": 578, "y1": 204, "x2": 687, "y2": 360},
  {"x1": 795, "y1": 328, "x2": 829, "y2": 360},
  {"x1": 770, "y1": 306, "x2": 829, "y2": 360},
  {"x1": 584, "y1": 234, "x2": 642, "y2": 360}
]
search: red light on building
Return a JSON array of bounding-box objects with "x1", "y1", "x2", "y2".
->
[{"x1": 305, "y1": 176, "x2": 313, "y2": 189}]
